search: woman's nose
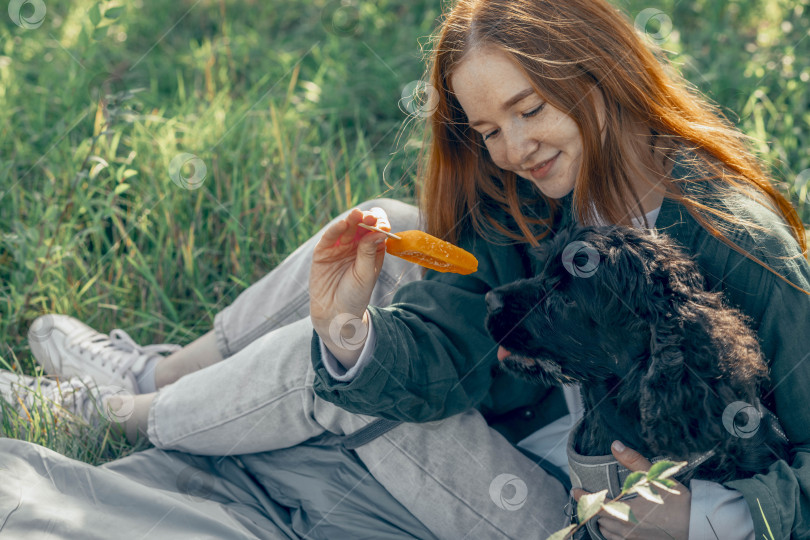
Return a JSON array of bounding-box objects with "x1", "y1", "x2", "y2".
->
[{"x1": 504, "y1": 130, "x2": 539, "y2": 171}]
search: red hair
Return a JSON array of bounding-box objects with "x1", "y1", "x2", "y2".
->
[{"x1": 408, "y1": 0, "x2": 808, "y2": 293}]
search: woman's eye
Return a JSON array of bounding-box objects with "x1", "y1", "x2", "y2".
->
[
  {"x1": 482, "y1": 103, "x2": 545, "y2": 142},
  {"x1": 522, "y1": 103, "x2": 545, "y2": 119}
]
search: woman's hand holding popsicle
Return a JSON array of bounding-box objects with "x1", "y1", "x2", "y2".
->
[
  {"x1": 310, "y1": 207, "x2": 390, "y2": 369},
  {"x1": 311, "y1": 205, "x2": 478, "y2": 370}
]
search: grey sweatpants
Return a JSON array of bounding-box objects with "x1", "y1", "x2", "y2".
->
[
  {"x1": 0, "y1": 198, "x2": 570, "y2": 539},
  {"x1": 0, "y1": 433, "x2": 442, "y2": 539}
]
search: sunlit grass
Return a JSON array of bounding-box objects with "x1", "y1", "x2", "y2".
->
[
  {"x1": 1, "y1": 0, "x2": 808, "y2": 464},
  {"x1": 0, "y1": 354, "x2": 149, "y2": 463}
]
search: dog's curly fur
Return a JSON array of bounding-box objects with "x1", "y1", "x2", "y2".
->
[{"x1": 484, "y1": 222, "x2": 790, "y2": 483}]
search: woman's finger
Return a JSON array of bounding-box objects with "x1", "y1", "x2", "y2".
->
[
  {"x1": 597, "y1": 516, "x2": 630, "y2": 539},
  {"x1": 601, "y1": 530, "x2": 624, "y2": 540},
  {"x1": 318, "y1": 208, "x2": 368, "y2": 249},
  {"x1": 354, "y1": 214, "x2": 390, "y2": 282},
  {"x1": 319, "y1": 217, "x2": 350, "y2": 248},
  {"x1": 611, "y1": 440, "x2": 653, "y2": 472},
  {"x1": 337, "y1": 208, "x2": 365, "y2": 247},
  {"x1": 571, "y1": 488, "x2": 588, "y2": 501},
  {"x1": 334, "y1": 207, "x2": 391, "y2": 249},
  {"x1": 597, "y1": 516, "x2": 623, "y2": 533},
  {"x1": 364, "y1": 206, "x2": 391, "y2": 231}
]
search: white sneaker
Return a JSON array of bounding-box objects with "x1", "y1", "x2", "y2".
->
[
  {"x1": 0, "y1": 370, "x2": 136, "y2": 426},
  {"x1": 28, "y1": 314, "x2": 181, "y2": 394}
]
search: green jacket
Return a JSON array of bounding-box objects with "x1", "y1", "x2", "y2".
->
[{"x1": 310, "y1": 154, "x2": 810, "y2": 538}]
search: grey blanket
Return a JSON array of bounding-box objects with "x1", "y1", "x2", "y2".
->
[{"x1": 0, "y1": 432, "x2": 438, "y2": 539}]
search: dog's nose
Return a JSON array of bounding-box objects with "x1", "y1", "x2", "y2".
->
[{"x1": 485, "y1": 290, "x2": 503, "y2": 313}]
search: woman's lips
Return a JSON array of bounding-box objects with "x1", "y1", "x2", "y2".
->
[{"x1": 529, "y1": 151, "x2": 560, "y2": 180}]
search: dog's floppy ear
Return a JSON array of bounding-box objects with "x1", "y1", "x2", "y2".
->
[
  {"x1": 623, "y1": 230, "x2": 733, "y2": 456},
  {"x1": 639, "y1": 311, "x2": 689, "y2": 456},
  {"x1": 636, "y1": 293, "x2": 770, "y2": 459}
]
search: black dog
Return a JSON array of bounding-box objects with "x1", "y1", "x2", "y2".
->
[{"x1": 484, "y1": 222, "x2": 790, "y2": 483}]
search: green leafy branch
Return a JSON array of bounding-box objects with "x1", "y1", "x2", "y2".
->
[
  {"x1": 546, "y1": 460, "x2": 687, "y2": 540},
  {"x1": 87, "y1": 2, "x2": 125, "y2": 41}
]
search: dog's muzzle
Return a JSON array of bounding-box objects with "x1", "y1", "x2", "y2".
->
[{"x1": 485, "y1": 290, "x2": 503, "y2": 314}]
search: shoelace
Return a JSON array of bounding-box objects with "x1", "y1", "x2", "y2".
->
[{"x1": 69, "y1": 328, "x2": 182, "y2": 378}]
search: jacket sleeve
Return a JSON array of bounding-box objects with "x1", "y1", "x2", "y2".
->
[
  {"x1": 723, "y1": 261, "x2": 810, "y2": 539},
  {"x1": 700, "y1": 209, "x2": 810, "y2": 539},
  {"x1": 309, "y1": 229, "x2": 518, "y2": 423}
]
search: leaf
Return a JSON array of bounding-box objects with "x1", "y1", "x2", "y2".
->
[
  {"x1": 634, "y1": 484, "x2": 664, "y2": 504},
  {"x1": 651, "y1": 479, "x2": 681, "y2": 494},
  {"x1": 89, "y1": 162, "x2": 108, "y2": 180},
  {"x1": 577, "y1": 489, "x2": 608, "y2": 523},
  {"x1": 104, "y1": 6, "x2": 125, "y2": 18},
  {"x1": 655, "y1": 478, "x2": 677, "y2": 488},
  {"x1": 77, "y1": 274, "x2": 100, "y2": 297},
  {"x1": 93, "y1": 101, "x2": 105, "y2": 135},
  {"x1": 88, "y1": 156, "x2": 110, "y2": 180},
  {"x1": 545, "y1": 524, "x2": 576, "y2": 540},
  {"x1": 602, "y1": 501, "x2": 632, "y2": 521},
  {"x1": 89, "y1": 3, "x2": 102, "y2": 26},
  {"x1": 92, "y1": 25, "x2": 109, "y2": 41},
  {"x1": 113, "y1": 183, "x2": 130, "y2": 195},
  {"x1": 647, "y1": 460, "x2": 687, "y2": 481},
  {"x1": 622, "y1": 471, "x2": 646, "y2": 492}
]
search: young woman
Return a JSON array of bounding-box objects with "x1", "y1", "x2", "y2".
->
[
  {"x1": 308, "y1": 1, "x2": 810, "y2": 537},
  {"x1": 2, "y1": 0, "x2": 808, "y2": 538}
]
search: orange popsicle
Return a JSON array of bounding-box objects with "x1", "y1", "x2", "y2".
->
[{"x1": 358, "y1": 223, "x2": 478, "y2": 275}]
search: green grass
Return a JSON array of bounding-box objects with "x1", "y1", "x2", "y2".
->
[{"x1": 1, "y1": 0, "x2": 808, "y2": 465}]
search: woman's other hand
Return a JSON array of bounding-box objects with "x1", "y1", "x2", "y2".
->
[
  {"x1": 572, "y1": 441, "x2": 692, "y2": 540},
  {"x1": 310, "y1": 206, "x2": 390, "y2": 369}
]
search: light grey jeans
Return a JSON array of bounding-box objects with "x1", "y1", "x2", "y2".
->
[{"x1": 146, "y1": 198, "x2": 570, "y2": 539}]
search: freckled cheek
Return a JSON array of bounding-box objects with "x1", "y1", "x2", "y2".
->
[
  {"x1": 481, "y1": 144, "x2": 506, "y2": 169},
  {"x1": 491, "y1": 136, "x2": 524, "y2": 170},
  {"x1": 490, "y1": 151, "x2": 513, "y2": 172}
]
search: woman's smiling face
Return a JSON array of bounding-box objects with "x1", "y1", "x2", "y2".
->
[{"x1": 450, "y1": 46, "x2": 606, "y2": 199}]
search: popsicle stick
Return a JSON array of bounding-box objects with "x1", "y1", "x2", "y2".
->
[{"x1": 357, "y1": 222, "x2": 402, "y2": 240}]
